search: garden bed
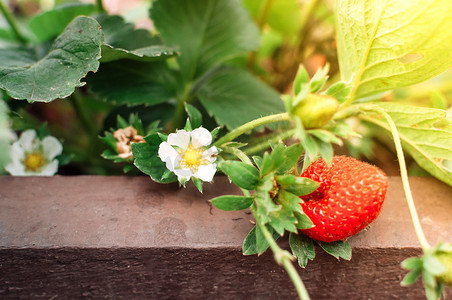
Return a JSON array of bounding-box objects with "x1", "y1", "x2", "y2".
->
[{"x1": 1, "y1": 175, "x2": 451, "y2": 299}]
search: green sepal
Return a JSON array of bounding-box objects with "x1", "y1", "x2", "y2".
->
[
  {"x1": 192, "y1": 177, "x2": 203, "y2": 193},
  {"x1": 309, "y1": 64, "x2": 329, "y2": 93},
  {"x1": 289, "y1": 232, "x2": 315, "y2": 268},
  {"x1": 315, "y1": 138, "x2": 333, "y2": 165},
  {"x1": 185, "y1": 103, "x2": 202, "y2": 129},
  {"x1": 309, "y1": 129, "x2": 343, "y2": 146},
  {"x1": 218, "y1": 160, "x2": 260, "y2": 190},
  {"x1": 293, "y1": 65, "x2": 309, "y2": 96},
  {"x1": 275, "y1": 175, "x2": 320, "y2": 196},
  {"x1": 252, "y1": 156, "x2": 263, "y2": 170},
  {"x1": 324, "y1": 81, "x2": 351, "y2": 104},
  {"x1": 123, "y1": 165, "x2": 134, "y2": 173},
  {"x1": 211, "y1": 195, "x2": 254, "y2": 211},
  {"x1": 317, "y1": 240, "x2": 352, "y2": 260},
  {"x1": 401, "y1": 257, "x2": 423, "y2": 271},
  {"x1": 294, "y1": 212, "x2": 314, "y2": 229}
]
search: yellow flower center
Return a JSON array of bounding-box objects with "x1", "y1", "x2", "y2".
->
[
  {"x1": 180, "y1": 145, "x2": 204, "y2": 170},
  {"x1": 23, "y1": 152, "x2": 46, "y2": 172}
]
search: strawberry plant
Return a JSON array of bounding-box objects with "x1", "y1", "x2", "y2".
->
[{"x1": 1, "y1": 0, "x2": 452, "y2": 299}]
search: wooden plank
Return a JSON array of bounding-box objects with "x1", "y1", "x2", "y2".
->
[{"x1": 0, "y1": 176, "x2": 451, "y2": 299}]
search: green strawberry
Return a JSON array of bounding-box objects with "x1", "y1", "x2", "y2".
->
[
  {"x1": 299, "y1": 156, "x2": 388, "y2": 242},
  {"x1": 436, "y1": 252, "x2": 452, "y2": 286},
  {"x1": 292, "y1": 93, "x2": 339, "y2": 128}
]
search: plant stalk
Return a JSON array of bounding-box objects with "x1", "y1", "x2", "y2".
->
[
  {"x1": 364, "y1": 106, "x2": 430, "y2": 251},
  {"x1": 257, "y1": 220, "x2": 311, "y2": 300},
  {"x1": 244, "y1": 129, "x2": 296, "y2": 155},
  {"x1": 213, "y1": 112, "x2": 291, "y2": 147},
  {"x1": 0, "y1": 0, "x2": 27, "y2": 44}
]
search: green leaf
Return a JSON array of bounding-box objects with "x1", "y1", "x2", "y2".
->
[
  {"x1": 197, "y1": 67, "x2": 285, "y2": 130},
  {"x1": 211, "y1": 195, "x2": 253, "y2": 211},
  {"x1": 317, "y1": 240, "x2": 352, "y2": 260},
  {"x1": 29, "y1": 3, "x2": 97, "y2": 42},
  {"x1": 242, "y1": 225, "x2": 280, "y2": 255},
  {"x1": 362, "y1": 103, "x2": 452, "y2": 186},
  {"x1": 336, "y1": 0, "x2": 452, "y2": 100},
  {"x1": 218, "y1": 160, "x2": 260, "y2": 190},
  {"x1": 0, "y1": 16, "x2": 103, "y2": 102},
  {"x1": 87, "y1": 60, "x2": 180, "y2": 106},
  {"x1": 185, "y1": 103, "x2": 202, "y2": 129},
  {"x1": 289, "y1": 232, "x2": 315, "y2": 268},
  {"x1": 97, "y1": 14, "x2": 157, "y2": 50},
  {"x1": 151, "y1": 0, "x2": 259, "y2": 81},
  {"x1": 100, "y1": 45, "x2": 178, "y2": 63},
  {"x1": 275, "y1": 175, "x2": 320, "y2": 196},
  {"x1": 132, "y1": 134, "x2": 177, "y2": 183}
]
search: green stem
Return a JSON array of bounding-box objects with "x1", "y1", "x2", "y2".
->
[
  {"x1": 96, "y1": 0, "x2": 105, "y2": 13},
  {"x1": 256, "y1": 219, "x2": 311, "y2": 300},
  {"x1": 222, "y1": 146, "x2": 253, "y2": 165},
  {"x1": 244, "y1": 129, "x2": 296, "y2": 155},
  {"x1": 214, "y1": 113, "x2": 291, "y2": 147},
  {"x1": 0, "y1": 0, "x2": 27, "y2": 44},
  {"x1": 363, "y1": 105, "x2": 430, "y2": 251}
]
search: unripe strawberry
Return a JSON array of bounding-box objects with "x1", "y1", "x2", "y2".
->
[
  {"x1": 292, "y1": 94, "x2": 339, "y2": 128},
  {"x1": 436, "y1": 252, "x2": 452, "y2": 286},
  {"x1": 299, "y1": 156, "x2": 388, "y2": 242}
]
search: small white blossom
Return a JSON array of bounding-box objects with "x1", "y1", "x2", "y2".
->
[
  {"x1": 158, "y1": 127, "x2": 218, "y2": 182},
  {"x1": 5, "y1": 129, "x2": 63, "y2": 176}
]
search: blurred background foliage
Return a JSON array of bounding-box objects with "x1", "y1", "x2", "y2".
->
[{"x1": 0, "y1": 0, "x2": 450, "y2": 175}]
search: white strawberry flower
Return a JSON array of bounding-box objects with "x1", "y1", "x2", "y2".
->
[
  {"x1": 5, "y1": 129, "x2": 63, "y2": 176},
  {"x1": 158, "y1": 127, "x2": 218, "y2": 183}
]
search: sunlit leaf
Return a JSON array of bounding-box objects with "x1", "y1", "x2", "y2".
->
[
  {"x1": 336, "y1": 0, "x2": 452, "y2": 100},
  {"x1": 361, "y1": 103, "x2": 452, "y2": 186}
]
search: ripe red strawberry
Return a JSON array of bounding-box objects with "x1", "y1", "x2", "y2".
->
[{"x1": 299, "y1": 156, "x2": 388, "y2": 242}]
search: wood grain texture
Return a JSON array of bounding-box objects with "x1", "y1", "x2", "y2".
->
[
  {"x1": 0, "y1": 247, "x2": 426, "y2": 299},
  {"x1": 0, "y1": 175, "x2": 451, "y2": 299}
]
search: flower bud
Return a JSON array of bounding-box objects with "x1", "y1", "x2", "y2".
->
[{"x1": 292, "y1": 93, "x2": 339, "y2": 128}]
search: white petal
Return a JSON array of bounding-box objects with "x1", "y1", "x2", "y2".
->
[
  {"x1": 9, "y1": 142, "x2": 25, "y2": 163},
  {"x1": 158, "y1": 142, "x2": 179, "y2": 162},
  {"x1": 202, "y1": 146, "x2": 218, "y2": 163},
  {"x1": 42, "y1": 136, "x2": 63, "y2": 160},
  {"x1": 4, "y1": 159, "x2": 26, "y2": 176},
  {"x1": 39, "y1": 160, "x2": 59, "y2": 176},
  {"x1": 18, "y1": 129, "x2": 37, "y2": 152},
  {"x1": 191, "y1": 127, "x2": 212, "y2": 148},
  {"x1": 195, "y1": 163, "x2": 217, "y2": 182},
  {"x1": 167, "y1": 130, "x2": 190, "y2": 149},
  {"x1": 174, "y1": 167, "x2": 193, "y2": 181}
]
